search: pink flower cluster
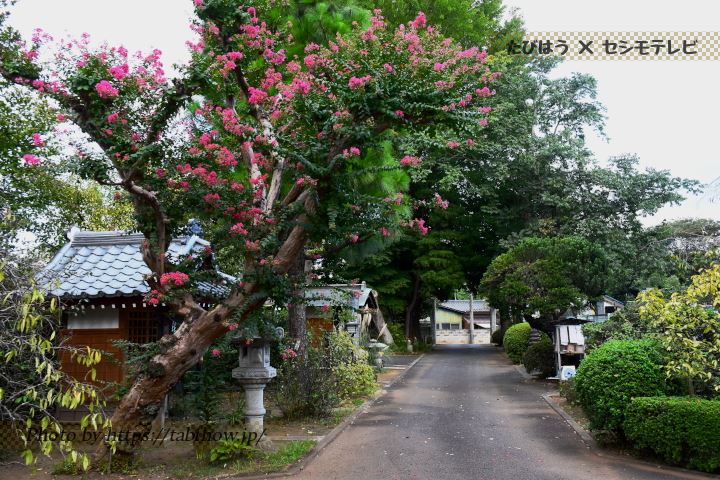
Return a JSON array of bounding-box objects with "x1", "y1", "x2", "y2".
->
[
  {"x1": 348, "y1": 75, "x2": 372, "y2": 89},
  {"x1": 230, "y1": 222, "x2": 248, "y2": 235},
  {"x1": 109, "y1": 63, "x2": 129, "y2": 81},
  {"x1": 22, "y1": 154, "x2": 41, "y2": 166},
  {"x1": 159, "y1": 271, "x2": 190, "y2": 287},
  {"x1": 95, "y1": 80, "x2": 119, "y2": 98},
  {"x1": 147, "y1": 289, "x2": 163, "y2": 306},
  {"x1": 280, "y1": 348, "x2": 298, "y2": 360},
  {"x1": 411, "y1": 218, "x2": 429, "y2": 235},
  {"x1": 434, "y1": 193, "x2": 449, "y2": 209},
  {"x1": 343, "y1": 147, "x2": 361, "y2": 158},
  {"x1": 400, "y1": 155, "x2": 421, "y2": 167},
  {"x1": 247, "y1": 87, "x2": 267, "y2": 104}
]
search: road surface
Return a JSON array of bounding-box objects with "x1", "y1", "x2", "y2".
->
[{"x1": 294, "y1": 345, "x2": 713, "y2": 480}]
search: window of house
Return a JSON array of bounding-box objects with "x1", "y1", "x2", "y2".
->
[{"x1": 127, "y1": 309, "x2": 160, "y2": 344}]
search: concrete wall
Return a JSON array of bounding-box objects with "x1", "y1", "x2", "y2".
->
[{"x1": 435, "y1": 328, "x2": 491, "y2": 345}]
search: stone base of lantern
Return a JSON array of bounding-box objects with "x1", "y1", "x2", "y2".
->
[{"x1": 232, "y1": 367, "x2": 276, "y2": 450}]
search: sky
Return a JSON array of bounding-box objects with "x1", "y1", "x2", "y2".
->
[{"x1": 6, "y1": 0, "x2": 720, "y2": 225}]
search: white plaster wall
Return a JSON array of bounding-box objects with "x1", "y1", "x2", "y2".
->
[
  {"x1": 68, "y1": 309, "x2": 119, "y2": 329},
  {"x1": 435, "y1": 329, "x2": 491, "y2": 345}
]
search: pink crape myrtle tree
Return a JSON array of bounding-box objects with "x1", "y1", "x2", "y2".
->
[{"x1": 0, "y1": 0, "x2": 497, "y2": 455}]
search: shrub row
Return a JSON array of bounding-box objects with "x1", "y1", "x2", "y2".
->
[{"x1": 625, "y1": 397, "x2": 720, "y2": 472}]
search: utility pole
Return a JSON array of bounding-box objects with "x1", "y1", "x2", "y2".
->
[{"x1": 469, "y1": 294, "x2": 475, "y2": 345}]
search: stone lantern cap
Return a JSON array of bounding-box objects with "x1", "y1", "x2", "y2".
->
[{"x1": 231, "y1": 327, "x2": 283, "y2": 385}]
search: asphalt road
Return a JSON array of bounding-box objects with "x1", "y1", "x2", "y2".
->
[{"x1": 294, "y1": 345, "x2": 714, "y2": 480}]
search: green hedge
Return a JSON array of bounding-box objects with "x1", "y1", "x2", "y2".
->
[
  {"x1": 625, "y1": 397, "x2": 720, "y2": 472},
  {"x1": 574, "y1": 339, "x2": 667, "y2": 434},
  {"x1": 503, "y1": 323, "x2": 531, "y2": 363},
  {"x1": 522, "y1": 333, "x2": 555, "y2": 377}
]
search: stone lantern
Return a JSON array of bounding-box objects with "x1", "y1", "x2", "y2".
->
[{"x1": 232, "y1": 328, "x2": 282, "y2": 442}]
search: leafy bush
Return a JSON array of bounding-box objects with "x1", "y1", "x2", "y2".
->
[
  {"x1": 582, "y1": 304, "x2": 655, "y2": 352},
  {"x1": 559, "y1": 377, "x2": 578, "y2": 404},
  {"x1": 209, "y1": 438, "x2": 257, "y2": 464},
  {"x1": 503, "y1": 323, "x2": 531, "y2": 363},
  {"x1": 625, "y1": 397, "x2": 720, "y2": 472},
  {"x1": 335, "y1": 362, "x2": 377, "y2": 399},
  {"x1": 574, "y1": 339, "x2": 668, "y2": 435},
  {"x1": 274, "y1": 330, "x2": 374, "y2": 418},
  {"x1": 491, "y1": 328, "x2": 503, "y2": 345},
  {"x1": 387, "y1": 322, "x2": 408, "y2": 353},
  {"x1": 522, "y1": 333, "x2": 555, "y2": 377}
]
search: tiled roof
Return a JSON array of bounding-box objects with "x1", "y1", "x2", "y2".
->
[
  {"x1": 438, "y1": 299, "x2": 491, "y2": 313},
  {"x1": 39, "y1": 231, "x2": 234, "y2": 299},
  {"x1": 305, "y1": 283, "x2": 376, "y2": 310}
]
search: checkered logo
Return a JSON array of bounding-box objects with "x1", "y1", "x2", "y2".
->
[{"x1": 513, "y1": 32, "x2": 720, "y2": 60}]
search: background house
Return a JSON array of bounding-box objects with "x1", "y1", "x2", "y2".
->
[
  {"x1": 304, "y1": 283, "x2": 393, "y2": 344},
  {"x1": 564, "y1": 295, "x2": 625, "y2": 323},
  {"x1": 433, "y1": 299, "x2": 499, "y2": 345},
  {"x1": 39, "y1": 229, "x2": 233, "y2": 394}
]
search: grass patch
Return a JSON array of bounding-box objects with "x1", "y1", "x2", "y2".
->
[
  {"x1": 161, "y1": 440, "x2": 316, "y2": 478},
  {"x1": 262, "y1": 440, "x2": 315, "y2": 470}
]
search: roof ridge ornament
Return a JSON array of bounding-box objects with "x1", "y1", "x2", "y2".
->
[{"x1": 66, "y1": 225, "x2": 81, "y2": 241}]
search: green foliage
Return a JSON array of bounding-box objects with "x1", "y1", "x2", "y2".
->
[
  {"x1": 639, "y1": 264, "x2": 720, "y2": 396},
  {"x1": 574, "y1": 339, "x2": 668, "y2": 435},
  {"x1": 624, "y1": 397, "x2": 720, "y2": 473},
  {"x1": 357, "y1": 0, "x2": 522, "y2": 52},
  {"x1": 284, "y1": 1, "x2": 370, "y2": 57},
  {"x1": 335, "y1": 362, "x2": 377, "y2": 399},
  {"x1": 0, "y1": 259, "x2": 105, "y2": 469},
  {"x1": 522, "y1": 333, "x2": 555, "y2": 378},
  {"x1": 481, "y1": 236, "x2": 609, "y2": 332},
  {"x1": 491, "y1": 328, "x2": 503, "y2": 345},
  {"x1": 581, "y1": 304, "x2": 656, "y2": 352},
  {"x1": 261, "y1": 440, "x2": 316, "y2": 469},
  {"x1": 274, "y1": 330, "x2": 372, "y2": 418},
  {"x1": 386, "y1": 322, "x2": 408, "y2": 352},
  {"x1": 635, "y1": 219, "x2": 720, "y2": 293},
  {"x1": 559, "y1": 377, "x2": 578, "y2": 404},
  {"x1": 502, "y1": 322, "x2": 531, "y2": 363},
  {"x1": 209, "y1": 438, "x2": 257, "y2": 464}
]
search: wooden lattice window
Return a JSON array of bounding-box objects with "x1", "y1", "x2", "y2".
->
[{"x1": 127, "y1": 309, "x2": 159, "y2": 344}]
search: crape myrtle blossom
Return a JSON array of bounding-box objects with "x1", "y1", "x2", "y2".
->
[{"x1": 0, "y1": 2, "x2": 498, "y2": 450}]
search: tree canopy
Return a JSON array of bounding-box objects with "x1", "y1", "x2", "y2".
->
[{"x1": 479, "y1": 236, "x2": 609, "y2": 332}]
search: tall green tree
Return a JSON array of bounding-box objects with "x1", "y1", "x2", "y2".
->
[
  {"x1": 1, "y1": 1, "x2": 499, "y2": 454},
  {"x1": 479, "y1": 236, "x2": 609, "y2": 333}
]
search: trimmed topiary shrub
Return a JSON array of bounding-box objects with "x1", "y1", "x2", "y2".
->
[
  {"x1": 574, "y1": 339, "x2": 667, "y2": 435},
  {"x1": 625, "y1": 397, "x2": 720, "y2": 472},
  {"x1": 491, "y1": 328, "x2": 503, "y2": 345},
  {"x1": 522, "y1": 333, "x2": 555, "y2": 377},
  {"x1": 503, "y1": 323, "x2": 531, "y2": 363}
]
